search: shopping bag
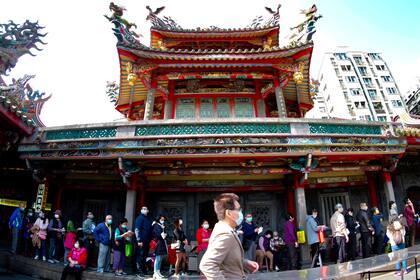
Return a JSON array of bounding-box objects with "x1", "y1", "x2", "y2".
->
[
  {"x1": 125, "y1": 243, "x2": 133, "y2": 257},
  {"x1": 297, "y1": 230, "x2": 306, "y2": 244}
]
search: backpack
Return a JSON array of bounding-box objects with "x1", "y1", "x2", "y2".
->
[{"x1": 393, "y1": 230, "x2": 403, "y2": 245}]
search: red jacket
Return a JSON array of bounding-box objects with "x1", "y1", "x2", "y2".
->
[
  {"x1": 196, "y1": 228, "x2": 211, "y2": 253},
  {"x1": 67, "y1": 247, "x2": 87, "y2": 268},
  {"x1": 404, "y1": 205, "x2": 415, "y2": 226}
]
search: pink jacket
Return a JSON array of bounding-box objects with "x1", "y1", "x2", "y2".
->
[{"x1": 64, "y1": 232, "x2": 77, "y2": 249}]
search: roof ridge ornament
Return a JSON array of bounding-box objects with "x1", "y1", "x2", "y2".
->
[{"x1": 287, "y1": 4, "x2": 322, "y2": 48}]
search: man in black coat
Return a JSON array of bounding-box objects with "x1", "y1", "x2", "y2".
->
[
  {"x1": 134, "y1": 206, "x2": 153, "y2": 276},
  {"x1": 345, "y1": 208, "x2": 358, "y2": 260},
  {"x1": 356, "y1": 202, "x2": 374, "y2": 258}
]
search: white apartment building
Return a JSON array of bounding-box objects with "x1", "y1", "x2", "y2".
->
[
  {"x1": 307, "y1": 50, "x2": 407, "y2": 121},
  {"x1": 404, "y1": 82, "x2": 420, "y2": 116}
]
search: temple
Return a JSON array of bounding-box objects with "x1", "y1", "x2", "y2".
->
[{"x1": 7, "y1": 5, "x2": 418, "y2": 254}]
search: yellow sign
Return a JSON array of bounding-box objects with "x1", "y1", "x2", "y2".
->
[{"x1": 0, "y1": 199, "x2": 27, "y2": 208}]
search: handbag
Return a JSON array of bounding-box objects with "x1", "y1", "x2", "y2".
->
[
  {"x1": 125, "y1": 243, "x2": 133, "y2": 257},
  {"x1": 149, "y1": 239, "x2": 157, "y2": 253},
  {"x1": 170, "y1": 241, "x2": 180, "y2": 250},
  {"x1": 297, "y1": 230, "x2": 306, "y2": 244}
]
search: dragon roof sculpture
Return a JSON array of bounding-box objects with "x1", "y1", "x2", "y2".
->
[{"x1": 0, "y1": 20, "x2": 49, "y2": 129}]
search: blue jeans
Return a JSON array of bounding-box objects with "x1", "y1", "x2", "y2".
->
[
  {"x1": 391, "y1": 244, "x2": 407, "y2": 271},
  {"x1": 11, "y1": 228, "x2": 19, "y2": 253},
  {"x1": 97, "y1": 243, "x2": 110, "y2": 272},
  {"x1": 154, "y1": 255, "x2": 163, "y2": 273},
  {"x1": 35, "y1": 240, "x2": 46, "y2": 258}
]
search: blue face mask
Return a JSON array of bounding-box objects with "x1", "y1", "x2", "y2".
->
[
  {"x1": 107, "y1": 220, "x2": 112, "y2": 225},
  {"x1": 121, "y1": 225, "x2": 127, "y2": 229},
  {"x1": 235, "y1": 210, "x2": 244, "y2": 226}
]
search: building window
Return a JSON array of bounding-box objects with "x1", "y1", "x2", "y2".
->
[
  {"x1": 234, "y1": 98, "x2": 254, "y2": 118},
  {"x1": 339, "y1": 79, "x2": 346, "y2": 89},
  {"x1": 334, "y1": 53, "x2": 348, "y2": 60},
  {"x1": 386, "y1": 87, "x2": 397, "y2": 95},
  {"x1": 334, "y1": 68, "x2": 340, "y2": 76},
  {"x1": 391, "y1": 100, "x2": 403, "y2": 107},
  {"x1": 354, "y1": 101, "x2": 367, "y2": 109},
  {"x1": 376, "y1": 65, "x2": 386, "y2": 71},
  {"x1": 368, "y1": 53, "x2": 382, "y2": 60},
  {"x1": 373, "y1": 102, "x2": 385, "y2": 113},
  {"x1": 353, "y1": 56, "x2": 363, "y2": 65},
  {"x1": 368, "y1": 89, "x2": 377, "y2": 100},
  {"x1": 381, "y1": 76, "x2": 392, "y2": 82},
  {"x1": 345, "y1": 76, "x2": 357, "y2": 83},
  {"x1": 377, "y1": 116, "x2": 387, "y2": 122},
  {"x1": 319, "y1": 107, "x2": 326, "y2": 113},
  {"x1": 365, "y1": 115, "x2": 372, "y2": 121},
  {"x1": 175, "y1": 98, "x2": 196, "y2": 119},
  {"x1": 358, "y1": 67, "x2": 368, "y2": 76},
  {"x1": 350, "y1": 88, "x2": 362, "y2": 96},
  {"x1": 216, "y1": 98, "x2": 231, "y2": 118},
  {"x1": 200, "y1": 98, "x2": 214, "y2": 118},
  {"x1": 341, "y1": 65, "x2": 351, "y2": 71},
  {"x1": 363, "y1": 78, "x2": 373, "y2": 87}
]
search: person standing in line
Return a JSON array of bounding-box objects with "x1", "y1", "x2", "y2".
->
[
  {"x1": 82, "y1": 211, "x2": 96, "y2": 267},
  {"x1": 63, "y1": 221, "x2": 77, "y2": 266},
  {"x1": 256, "y1": 230, "x2": 274, "y2": 271},
  {"x1": 306, "y1": 208, "x2": 324, "y2": 267},
  {"x1": 345, "y1": 208, "x2": 358, "y2": 261},
  {"x1": 48, "y1": 209, "x2": 65, "y2": 263},
  {"x1": 200, "y1": 193, "x2": 259, "y2": 279},
  {"x1": 356, "y1": 202, "x2": 374, "y2": 258},
  {"x1": 113, "y1": 218, "x2": 133, "y2": 276},
  {"x1": 403, "y1": 197, "x2": 418, "y2": 247},
  {"x1": 152, "y1": 214, "x2": 168, "y2": 280},
  {"x1": 60, "y1": 239, "x2": 87, "y2": 280},
  {"x1": 33, "y1": 211, "x2": 49, "y2": 261},
  {"x1": 134, "y1": 206, "x2": 153, "y2": 277},
  {"x1": 8, "y1": 202, "x2": 25, "y2": 254},
  {"x1": 241, "y1": 213, "x2": 259, "y2": 261},
  {"x1": 386, "y1": 219, "x2": 407, "y2": 276},
  {"x1": 22, "y1": 208, "x2": 36, "y2": 257},
  {"x1": 330, "y1": 203, "x2": 348, "y2": 263},
  {"x1": 173, "y1": 218, "x2": 188, "y2": 278},
  {"x1": 283, "y1": 213, "x2": 298, "y2": 270},
  {"x1": 388, "y1": 201, "x2": 401, "y2": 222},
  {"x1": 196, "y1": 220, "x2": 211, "y2": 273},
  {"x1": 269, "y1": 231, "x2": 285, "y2": 271},
  {"x1": 93, "y1": 214, "x2": 113, "y2": 273},
  {"x1": 371, "y1": 207, "x2": 385, "y2": 255}
]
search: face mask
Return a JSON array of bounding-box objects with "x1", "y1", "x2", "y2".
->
[
  {"x1": 235, "y1": 210, "x2": 244, "y2": 226},
  {"x1": 392, "y1": 204, "x2": 397, "y2": 209},
  {"x1": 312, "y1": 214, "x2": 318, "y2": 218},
  {"x1": 246, "y1": 217, "x2": 253, "y2": 223},
  {"x1": 28, "y1": 213, "x2": 33, "y2": 217},
  {"x1": 74, "y1": 243, "x2": 80, "y2": 249},
  {"x1": 39, "y1": 213, "x2": 44, "y2": 218},
  {"x1": 160, "y1": 220, "x2": 165, "y2": 225},
  {"x1": 203, "y1": 224, "x2": 209, "y2": 230},
  {"x1": 54, "y1": 214, "x2": 59, "y2": 219},
  {"x1": 88, "y1": 215, "x2": 94, "y2": 219},
  {"x1": 267, "y1": 235, "x2": 272, "y2": 239},
  {"x1": 107, "y1": 220, "x2": 112, "y2": 225},
  {"x1": 274, "y1": 235, "x2": 279, "y2": 239},
  {"x1": 122, "y1": 225, "x2": 127, "y2": 229},
  {"x1": 179, "y1": 220, "x2": 183, "y2": 225},
  {"x1": 141, "y1": 209, "x2": 148, "y2": 215},
  {"x1": 20, "y1": 208, "x2": 25, "y2": 211}
]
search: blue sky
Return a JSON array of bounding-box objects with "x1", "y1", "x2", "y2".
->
[{"x1": 2, "y1": 0, "x2": 420, "y2": 126}]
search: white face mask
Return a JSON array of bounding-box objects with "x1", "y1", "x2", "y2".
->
[
  {"x1": 179, "y1": 220, "x2": 183, "y2": 225},
  {"x1": 54, "y1": 214, "x2": 60, "y2": 219},
  {"x1": 160, "y1": 220, "x2": 165, "y2": 225},
  {"x1": 203, "y1": 224, "x2": 209, "y2": 230},
  {"x1": 74, "y1": 243, "x2": 80, "y2": 249},
  {"x1": 141, "y1": 209, "x2": 148, "y2": 215}
]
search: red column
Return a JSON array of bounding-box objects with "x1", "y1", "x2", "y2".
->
[{"x1": 367, "y1": 173, "x2": 379, "y2": 207}]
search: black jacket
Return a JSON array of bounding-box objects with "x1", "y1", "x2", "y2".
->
[
  {"x1": 173, "y1": 228, "x2": 187, "y2": 253},
  {"x1": 356, "y1": 209, "x2": 373, "y2": 233},
  {"x1": 345, "y1": 214, "x2": 358, "y2": 235},
  {"x1": 152, "y1": 222, "x2": 168, "y2": 256},
  {"x1": 134, "y1": 214, "x2": 152, "y2": 243}
]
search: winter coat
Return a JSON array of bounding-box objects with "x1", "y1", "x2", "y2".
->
[
  {"x1": 134, "y1": 214, "x2": 152, "y2": 243},
  {"x1": 152, "y1": 222, "x2": 168, "y2": 256},
  {"x1": 67, "y1": 247, "x2": 88, "y2": 269},
  {"x1": 306, "y1": 215, "x2": 319, "y2": 245},
  {"x1": 93, "y1": 222, "x2": 112, "y2": 246},
  {"x1": 372, "y1": 214, "x2": 384, "y2": 235},
  {"x1": 8, "y1": 208, "x2": 24, "y2": 230},
  {"x1": 173, "y1": 227, "x2": 187, "y2": 253},
  {"x1": 48, "y1": 218, "x2": 64, "y2": 239},
  {"x1": 356, "y1": 209, "x2": 374, "y2": 233},
  {"x1": 345, "y1": 214, "x2": 358, "y2": 235}
]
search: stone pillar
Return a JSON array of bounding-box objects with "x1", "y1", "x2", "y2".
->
[
  {"x1": 287, "y1": 186, "x2": 296, "y2": 218},
  {"x1": 125, "y1": 174, "x2": 138, "y2": 228},
  {"x1": 367, "y1": 173, "x2": 379, "y2": 207},
  {"x1": 275, "y1": 86, "x2": 287, "y2": 118},
  {"x1": 294, "y1": 175, "x2": 307, "y2": 230},
  {"x1": 143, "y1": 88, "x2": 156, "y2": 120},
  {"x1": 383, "y1": 171, "x2": 396, "y2": 205},
  {"x1": 164, "y1": 100, "x2": 173, "y2": 119}
]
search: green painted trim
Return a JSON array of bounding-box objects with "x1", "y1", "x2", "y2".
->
[
  {"x1": 309, "y1": 124, "x2": 382, "y2": 135},
  {"x1": 135, "y1": 123, "x2": 291, "y2": 136},
  {"x1": 45, "y1": 128, "x2": 117, "y2": 140}
]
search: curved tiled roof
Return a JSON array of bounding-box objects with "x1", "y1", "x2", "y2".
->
[{"x1": 151, "y1": 24, "x2": 279, "y2": 33}]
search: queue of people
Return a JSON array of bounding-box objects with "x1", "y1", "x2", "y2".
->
[{"x1": 6, "y1": 195, "x2": 419, "y2": 279}]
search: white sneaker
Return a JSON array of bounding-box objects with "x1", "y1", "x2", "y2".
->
[
  {"x1": 153, "y1": 272, "x2": 165, "y2": 279},
  {"x1": 34, "y1": 255, "x2": 39, "y2": 260},
  {"x1": 42, "y1": 256, "x2": 47, "y2": 261},
  {"x1": 48, "y1": 259, "x2": 55, "y2": 264}
]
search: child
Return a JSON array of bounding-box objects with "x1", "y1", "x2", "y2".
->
[
  {"x1": 64, "y1": 221, "x2": 77, "y2": 266},
  {"x1": 386, "y1": 219, "x2": 407, "y2": 276},
  {"x1": 113, "y1": 218, "x2": 133, "y2": 276}
]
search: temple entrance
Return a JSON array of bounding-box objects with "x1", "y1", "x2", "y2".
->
[{"x1": 199, "y1": 200, "x2": 218, "y2": 230}]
